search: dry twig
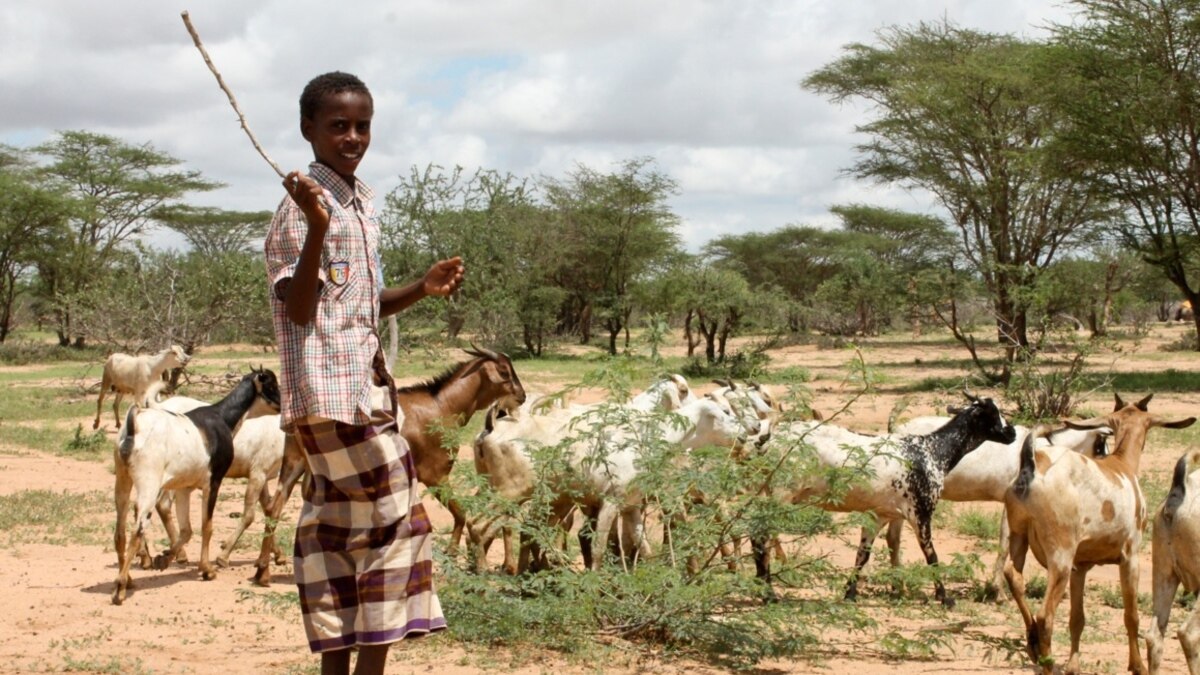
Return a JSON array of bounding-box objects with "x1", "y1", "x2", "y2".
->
[{"x1": 180, "y1": 10, "x2": 285, "y2": 179}]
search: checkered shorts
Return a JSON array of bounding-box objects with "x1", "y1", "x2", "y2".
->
[{"x1": 292, "y1": 410, "x2": 446, "y2": 652}]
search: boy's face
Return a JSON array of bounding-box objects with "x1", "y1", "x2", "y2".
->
[{"x1": 301, "y1": 90, "x2": 373, "y2": 180}]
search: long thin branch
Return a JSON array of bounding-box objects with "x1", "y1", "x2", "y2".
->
[{"x1": 181, "y1": 11, "x2": 285, "y2": 179}]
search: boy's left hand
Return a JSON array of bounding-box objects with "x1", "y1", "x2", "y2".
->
[{"x1": 423, "y1": 257, "x2": 465, "y2": 297}]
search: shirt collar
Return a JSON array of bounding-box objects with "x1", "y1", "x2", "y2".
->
[{"x1": 307, "y1": 162, "x2": 375, "y2": 208}]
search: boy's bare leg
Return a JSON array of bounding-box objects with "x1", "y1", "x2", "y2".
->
[
  {"x1": 320, "y1": 645, "x2": 390, "y2": 675},
  {"x1": 354, "y1": 645, "x2": 390, "y2": 675},
  {"x1": 321, "y1": 649, "x2": 351, "y2": 675}
]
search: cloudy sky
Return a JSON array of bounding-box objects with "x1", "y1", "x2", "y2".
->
[{"x1": 1, "y1": 1, "x2": 1077, "y2": 251}]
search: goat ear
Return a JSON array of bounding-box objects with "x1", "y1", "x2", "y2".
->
[
  {"x1": 1154, "y1": 415, "x2": 1196, "y2": 429},
  {"x1": 1114, "y1": 392, "x2": 1126, "y2": 411},
  {"x1": 946, "y1": 405, "x2": 965, "y2": 415}
]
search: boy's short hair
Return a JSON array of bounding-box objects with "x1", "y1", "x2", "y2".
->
[{"x1": 299, "y1": 71, "x2": 373, "y2": 120}]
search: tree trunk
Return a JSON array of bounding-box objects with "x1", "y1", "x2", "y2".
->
[
  {"x1": 684, "y1": 309, "x2": 697, "y2": 357},
  {"x1": 387, "y1": 315, "x2": 399, "y2": 370},
  {"x1": 579, "y1": 303, "x2": 592, "y2": 345}
]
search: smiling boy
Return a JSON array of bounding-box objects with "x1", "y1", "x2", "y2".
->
[{"x1": 264, "y1": 71, "x2": 459, "y2": 675}]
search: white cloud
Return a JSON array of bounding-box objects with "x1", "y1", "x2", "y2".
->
[{"x1": 0, "y1": 0, "x2": 1078, "y2": 250}]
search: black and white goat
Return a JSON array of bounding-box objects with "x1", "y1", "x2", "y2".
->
[
  {"x1": 111, "y1": 367, "x2": 281, "y2": 605},
  {"x1": 755, "y1": 393, "x2": 1016, "y2": 606}
]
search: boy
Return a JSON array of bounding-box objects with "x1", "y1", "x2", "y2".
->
[{"x1": 264, "y1": 71, "x2": 459, "y2": 675}]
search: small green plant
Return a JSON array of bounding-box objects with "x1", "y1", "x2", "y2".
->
[
  {"x1": 1094, "y1": 583, "x2": 1151, "y2": 612},
  {"x1": 63, "y1": 424, "x2": 109, "y2": 457},
  {"x1": 1025, "y1": 575, "x2": 1047, "y2": 599},
  {"x1": 952, "y1": 507, "x2": 1001, "y2": 542}
]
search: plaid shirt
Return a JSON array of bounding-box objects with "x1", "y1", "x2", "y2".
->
[{"x1": 265, "y1": 162, "x2": 386, "y2": 432}]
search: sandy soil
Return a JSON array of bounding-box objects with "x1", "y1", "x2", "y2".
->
[{"x1": 1, "y1": 325, "x2": 1198, "y2": 674}]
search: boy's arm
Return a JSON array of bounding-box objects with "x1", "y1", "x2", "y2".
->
[
  {"x1": 280, "y1": 172, "x2": 330, "y2": 326},
  {"x1": 380, "y1": 256, "x2": 464, "y2": 318}
]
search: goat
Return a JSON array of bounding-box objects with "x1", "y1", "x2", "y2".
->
[
  {"x1": 882, "y1": 415, "x2": 1110, "y2": 596},
  {"x1": 1003, "y1": 393, "x2": 1195, "y2": 675},
  {"x1": 93, "y1": 345, "x2": 190, "y2": 430},
  {"x1": 465, "y1": 376, "x2": 701, "y2": 574},
  {"x1": 1148, "y1": 448, "x2": 1200, "y2": 674},
  {"x1": 147, "y1": 384, "x2": 291, "y2": 570},
  {"x1": 629, "y1": 373, "x2": 697, "y2": 412},
  {"x1": 471, "y1": 396, "x2": 756, "y2": 574},
  {"x1": 249, "y1": 346, "x2": 525, "y2": 586},
  {"x1": 111, "y1": 367, "x2": 281, "y2": 605},
  {"x1": 754, "y1": 393, "x2": 1016, "y2": 606}
]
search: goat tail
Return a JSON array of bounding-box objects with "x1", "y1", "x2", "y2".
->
[
  {"x1": 117, "y1": 406, "x2": 138, "y2": 463},
  {"x1": 143, "y1": 379, "x2": 170, "y2": 409},
  {"x1": 1164, "y1": 450, "x2": 1200, "y2": 522},
  {"x1": 1012, "y1": 429, "x2": 1037, "y2": 500}
]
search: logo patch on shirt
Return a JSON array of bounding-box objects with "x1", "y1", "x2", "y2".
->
[{"x1": 328, "y1": 261, "x2": 350, "y2": 286}]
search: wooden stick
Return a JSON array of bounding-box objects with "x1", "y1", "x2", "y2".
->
[{"x1": 181, "y1": 10, "x2": 285, "y2": 179}]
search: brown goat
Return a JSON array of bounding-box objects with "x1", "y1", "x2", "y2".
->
[
  {"x1": 251, "y1": 347, "x2": 525, "y2": 585},
  {"x1": 1003, "y1": 393, "x2": 1195, "y2": 675}
]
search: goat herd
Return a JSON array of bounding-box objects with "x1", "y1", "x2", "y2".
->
[{"x1": 93, "y1": 345, "x2": 1200, "y2": 674}]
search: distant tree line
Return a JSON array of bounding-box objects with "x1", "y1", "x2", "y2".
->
[{"x1": 1, "y1": 0, "x2": 1198, "y2": 375}]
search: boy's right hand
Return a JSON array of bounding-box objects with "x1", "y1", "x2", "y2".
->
[{"x1": 284, "y1": 171, "x2": 330, "y2": 232}]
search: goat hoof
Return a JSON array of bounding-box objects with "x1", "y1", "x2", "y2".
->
[
  {"x1": 215, "y1": 557, "x2": 230, "y2": 569},
  {"x1": 200, "y1": 568, "x2": 217, "y2": 581},
  {"x1": 92, "y1": 420, "x2": 100, "y2": 431},
  {"x1": 252, "y1": 566, "x2": 271, "y2": 587},
  {"x1": 940, "y1": 596, "x2": 956, "y2": 609},
  {"x1": 1025, "y1": 624, "x2": 1041, "y2": 663},
  {"x1": 152, "y1": 554, "x2": 171, "y2": 571}
]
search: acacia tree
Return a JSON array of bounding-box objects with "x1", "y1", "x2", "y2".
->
[
  {"x1": 1053, "y1": 0, "x2": 1200, "y2": 349},
  {"x1": 806, "y1": 22, "x2": 1112, "y2": 382},
  {"x1": 704, "y1": 226, "x2": 848, "y2": 331},
  {"x1": 382, "y1": 164, "x2": 542, "y2": 350},
  {"x1": 0, "y1": 146, "x2": 73, "y2": 342},
  {"x1": 74, "y1": 248, "x2": 270, "y2": 355},
  {"x1": 156, "y1": 205, "x2": 272, "y2": 256},
  {"x1": 541, "y1": 158, "x2": 682, "y2": 354},
  {"x1": 31, "y1": 131, "x2": 220, "y2": 347}
]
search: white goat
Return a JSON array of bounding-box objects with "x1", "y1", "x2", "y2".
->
[
  {"x1": 756, "y1": 394, "x2": 1016, "y2": 606},
  {"x1": 471, "y1": 396, "x2": 755, "y2": 573},
  {"x1": 94, "y1": 345, "x2": 190, "y2": 430},
  {"x1": 1148, "y1": 448, "x2": 1200, "y2": 675},
  {"x1": 629, "y1": 373, "x2": 697, "y2": 412},
  {"x1": 111, "y1": 367, "x2": 281, "y2": 605},
  {"x1": 1003, "y1": 394, "x2": 1195, "y2": 675}
]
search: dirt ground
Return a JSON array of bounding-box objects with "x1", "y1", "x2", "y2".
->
[{"x1": 1, "y1": 324, "x2": 1199, "y2": 674}]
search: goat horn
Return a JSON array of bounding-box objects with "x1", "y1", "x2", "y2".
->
[
  {"x1": 467, "y1": 342, "x2": 500, "y2": 361},
  {"x1": 963, "y1": 388, "x2": 981, "y2": 404},
  {"x1": 1135, "y1": 393, "x2": 1153, "y2": 411}
]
